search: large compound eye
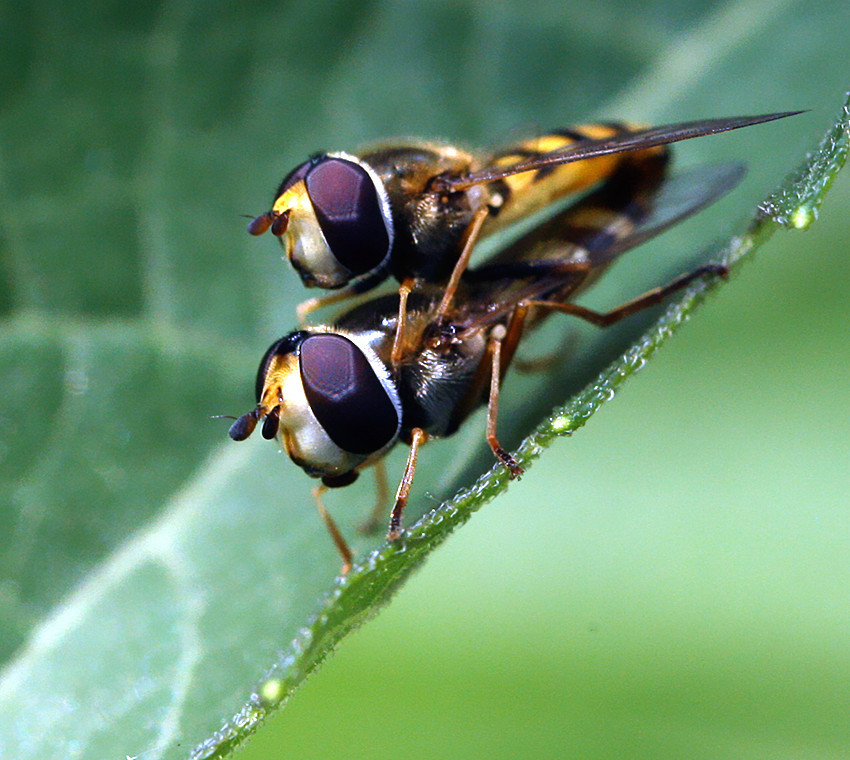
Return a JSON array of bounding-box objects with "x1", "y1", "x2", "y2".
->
[
  {"x1": 305, "y1": 158, "x2": 391, "y2": 276},
  {"x1": 299, "y1": 334, "x2": 399, "y2": 455}
]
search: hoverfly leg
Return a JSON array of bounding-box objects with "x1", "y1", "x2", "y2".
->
[
  {"x1": 525, "y1": 263, "x2": 728, "y2": 328},
  {"x1": 358, "y1": 459, "x2": 389, "y2": 535},
  {"x1": 435, "y1": 204, "x2": 491, "y2": 322},
  {"x1": 391, "y1": 278, "x2": 417, "y2": 367},
  {"x1": 297, "y1": 291, "x2": 354, "y2": 325},
  {"x1": 312, "y1": 483, "x2": 354, "y2": 576},
  {"x1": 387, "y1": 428, "x2": 428, "y2": 540},
  {"x1": 486, "y1": 324, "x2": 524, "y2": 479},
  {"x1": 296, "y1": 266, "x2": 392, "y2": 325}
]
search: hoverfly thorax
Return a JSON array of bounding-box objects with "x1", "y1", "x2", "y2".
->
[
  {"x1": 249, "y1": 152, "x2": 395, "y2": 290},
  {"x1": 230, "y1": 327, "x2": 403, "y2": 482}
]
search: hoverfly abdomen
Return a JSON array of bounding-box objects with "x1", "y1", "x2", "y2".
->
[
  {"x1": 544, "y1": 146, "x2": 671, "y2": 259},
  {"x1": 468, "y1": 145, "x2": 672, "y2": 299},
  {"x1": 480, "y1": 122, "x2": 664, "y2": 233}
]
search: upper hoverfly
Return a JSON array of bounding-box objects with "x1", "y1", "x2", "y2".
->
[
  {"x1": 230, "y1": 133, "x2": 764, "y2": 573},
  {"x1": 247, "y1": 112, "x2": 798, "y2": 330}
]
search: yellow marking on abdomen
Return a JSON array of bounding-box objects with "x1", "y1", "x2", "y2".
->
[{"x1": 486, "y1": 123, "x2": 663, "y2": 230}]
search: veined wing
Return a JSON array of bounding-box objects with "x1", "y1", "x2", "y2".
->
[
  {"x1": 435, "y1": 112, "x2": 799, "y2": 193},
  {"x1": 458, "y1": 162, "x2": 746, "y2": 333}
]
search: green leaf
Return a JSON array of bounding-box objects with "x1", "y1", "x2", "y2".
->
[{"x1": 1, "y1": 4, "x2": 848, "y2": 760}]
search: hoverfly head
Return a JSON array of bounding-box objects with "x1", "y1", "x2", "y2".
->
[
  {"x1": 251, "y1": 153, "x2": 394, "y2": 290},
  {"x1": 230, "y1": 329, "x2": 402, "y2": 482}
]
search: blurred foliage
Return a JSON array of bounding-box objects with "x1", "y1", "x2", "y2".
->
[{"x1": 0, "y1": 2, "x2": 848, "y2": 759}]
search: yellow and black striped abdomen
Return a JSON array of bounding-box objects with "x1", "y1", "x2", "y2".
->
[
  {"x1": 471, "y1": 141, "x2": 671, "y2": 310},
  {"x1": 482, "y1": 122, "x2": 666, "y2": 231}
]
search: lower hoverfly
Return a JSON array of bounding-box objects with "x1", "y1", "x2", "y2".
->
[
  {"x1": 230, "y1": 147, "x2": 745, "y2": 573},
  {"x1": 247, "y1": 113, "x2": 797, "y2": 331}
]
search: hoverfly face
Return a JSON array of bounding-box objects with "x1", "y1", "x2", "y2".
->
[
  {"x1": 230, "y1": 330, "x2": 402, "y2": 480},
  {"x1": 249, "y1": 153, "x2": 394, "y2": 290}
]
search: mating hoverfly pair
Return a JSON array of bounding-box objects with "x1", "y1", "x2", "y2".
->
[{"x1": 230, "y1": 111, "x2": 797, "y2": 573}]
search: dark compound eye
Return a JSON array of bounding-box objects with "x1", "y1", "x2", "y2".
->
[
  {"x1": 299, "y1": 334, "x2": 398, "y2": 455},
  {"x1": 305, "y1": 158, "x2": 390, "y2": 276}
]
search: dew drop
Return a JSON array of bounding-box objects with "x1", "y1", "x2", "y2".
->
[
  {"x1": 259, "y1": 678, "x2": 284, "y2": 706},
  {"x1": 791, "y1": 204, "x2": 817, "y2": 230},
  {"x1": 550, "y1": 414, "x2": 573, "y2": 434}
]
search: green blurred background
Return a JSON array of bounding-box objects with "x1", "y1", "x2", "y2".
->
[{"x1": 1, "y1": 1, "x2": 848, "y2": 759}]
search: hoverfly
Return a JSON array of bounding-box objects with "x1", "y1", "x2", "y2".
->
[
  {"x1": 230, "y1": 144, "x2": 750, "y2": 573},
  {"x1": 247, "y1": 112, "x2": 797, "y2": 334}
]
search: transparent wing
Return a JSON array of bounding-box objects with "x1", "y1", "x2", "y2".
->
[
  {"x1": 460, "y1": 161, "x2": 746, "y2": 329},
  {"x1": 585, "y1": 161, "x2": 746, "y2": 265},
  {"x1": 436, "y1": 112, "x2": 800, "y2": 192}
]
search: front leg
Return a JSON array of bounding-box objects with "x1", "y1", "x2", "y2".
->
[
  {"x1": 434, "y1": 204, "x2": 492, "y2": 322},
  {"x1": 391, "y1": 277, "x2": 417, "y2": 367},
  {"x1": 296, "y1": 266, "x2": 391, "y2": 325},
  {"x1": 312, "y1": 483, "x2": 354, "y2": 576}
]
